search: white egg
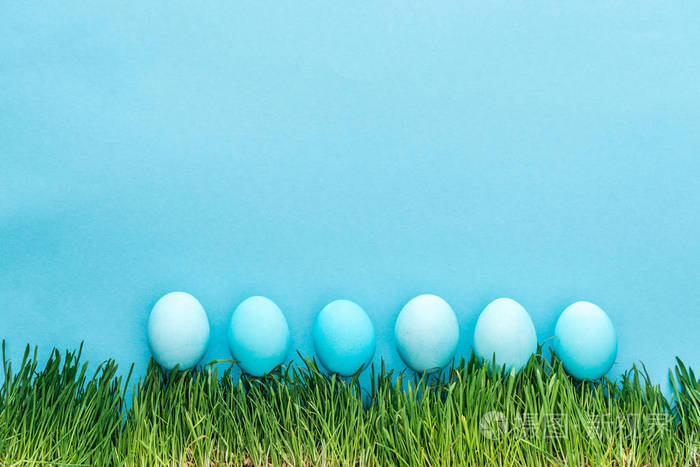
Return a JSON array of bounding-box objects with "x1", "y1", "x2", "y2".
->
[
  {"x1": 473, "y1": 298, "x2": 537, "y2": 371},
  {"x1": 394, "y1": 294, "x2": 460, "y2": 373},
  {"x1": 147, "y1": 292, "x2": 210, "y2": 371}
]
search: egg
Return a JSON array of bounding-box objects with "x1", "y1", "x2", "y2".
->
[
  {"x1": 553, "y1": 301, "x2": 617, "y2": 380},
  {"x1": 394, "y1": 294, "x2": 460, "y2": 373},
  {"x1": 312, "y1": 299, "x2": 376, "y2": 376},
  {"x1": 228, "y1": 296, "x2": 290, "y2": 377},
  {"x1": 473, "y1": 298, "x2": 537, "y2": 371},
  {"x1": 147, "y1": 291, "x2": 210, "y2": 371}
]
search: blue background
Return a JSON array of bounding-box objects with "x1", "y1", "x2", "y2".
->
[{"x1": 2, "y1": 2, "x2": 699, "y2": 389}]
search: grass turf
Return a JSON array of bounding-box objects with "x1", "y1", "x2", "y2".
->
[{"x1": 1, "y1": 342, "x2": 699, "y2": 466}]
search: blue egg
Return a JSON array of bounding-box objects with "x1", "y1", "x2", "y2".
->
[
  {"x1": 554, "y1": 301, "x2": 617, "y2": 380},
  {"x1": 473, "y1": 298, "x2": 537, "y2": 371},
  {"x1": 394, "y1": 294, "x2": 460, "y2": 373},
  {"x1": 313, "y1": 299, "x2": 376, "y2": 376},
  {"x1": 147, "y1": 291, "x2": 210, "y2": 371},
  {"x1": 228, "y1": 296, "x2": 290, "y2": 377}
]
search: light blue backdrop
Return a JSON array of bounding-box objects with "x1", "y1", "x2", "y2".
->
[{"x1": 2, "y1": 2, "x2": 699, "y2": 390}]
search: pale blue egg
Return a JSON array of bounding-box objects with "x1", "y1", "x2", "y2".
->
[
  {"x1": 394, "y1": 294, "x2": 460, "y2": 373},
  {"x1": 228, "y1": 296, "x2": 290, "y2": 377},
  {"x1": 312, "y1": 299, "x2": 376, "y2": 376},
  {"x1": 473, "y1": 298, "x2": 537, "y2": 371},
  {"x1": 147, "y1": 291, "x2": 210, "y2": 371},
  {"x1": 554, "y1": 301, "x2": 617, "y2": 380}
]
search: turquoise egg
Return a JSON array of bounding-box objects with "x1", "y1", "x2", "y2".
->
[
  {"x1": 147, "y1": 291, "x2": 210, "y2": 371},
  {"x1": 228, "y1": 296, "x2": 290, "y2": 377},
  {"x1": 394, "y1": 294, "x2": 460, "y2": 373},
  {"x1": 473, "y1": 298, "x2": 537, "y2": 371},
  {"x1": 312, "y1": 299, "x2": 376, "y2": 376},
  {"x1": 554, "y1": 301, "x2": 617, "y2": 380}
]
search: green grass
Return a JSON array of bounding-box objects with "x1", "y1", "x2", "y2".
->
[{"x1": 1, "y1": 342, "x2": 699, "y2": 466}]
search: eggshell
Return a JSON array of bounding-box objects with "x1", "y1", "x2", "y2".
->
[
  {"x1": 228, "y1": 296, "x2": 290, "y2": 376},
  {"x1": 313, "y1": 299, "x2": 376, "y2": 376},
  {"x1": 394, "y1": 294, "x2": 459, "y2": 373},
  {"x1": 473, "y1": 297, "x2": 537, "y2": 371},
  {"x1": 553, "y1": 301, "x2": 617, "y2": 380},
  {"x1": 147, "y1": 291, "x2": 210, "y2": 371}
]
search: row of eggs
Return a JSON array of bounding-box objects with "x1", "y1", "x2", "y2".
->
[{"x1": 148, "y1": 292, "x2": 618, "y2": 380}]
